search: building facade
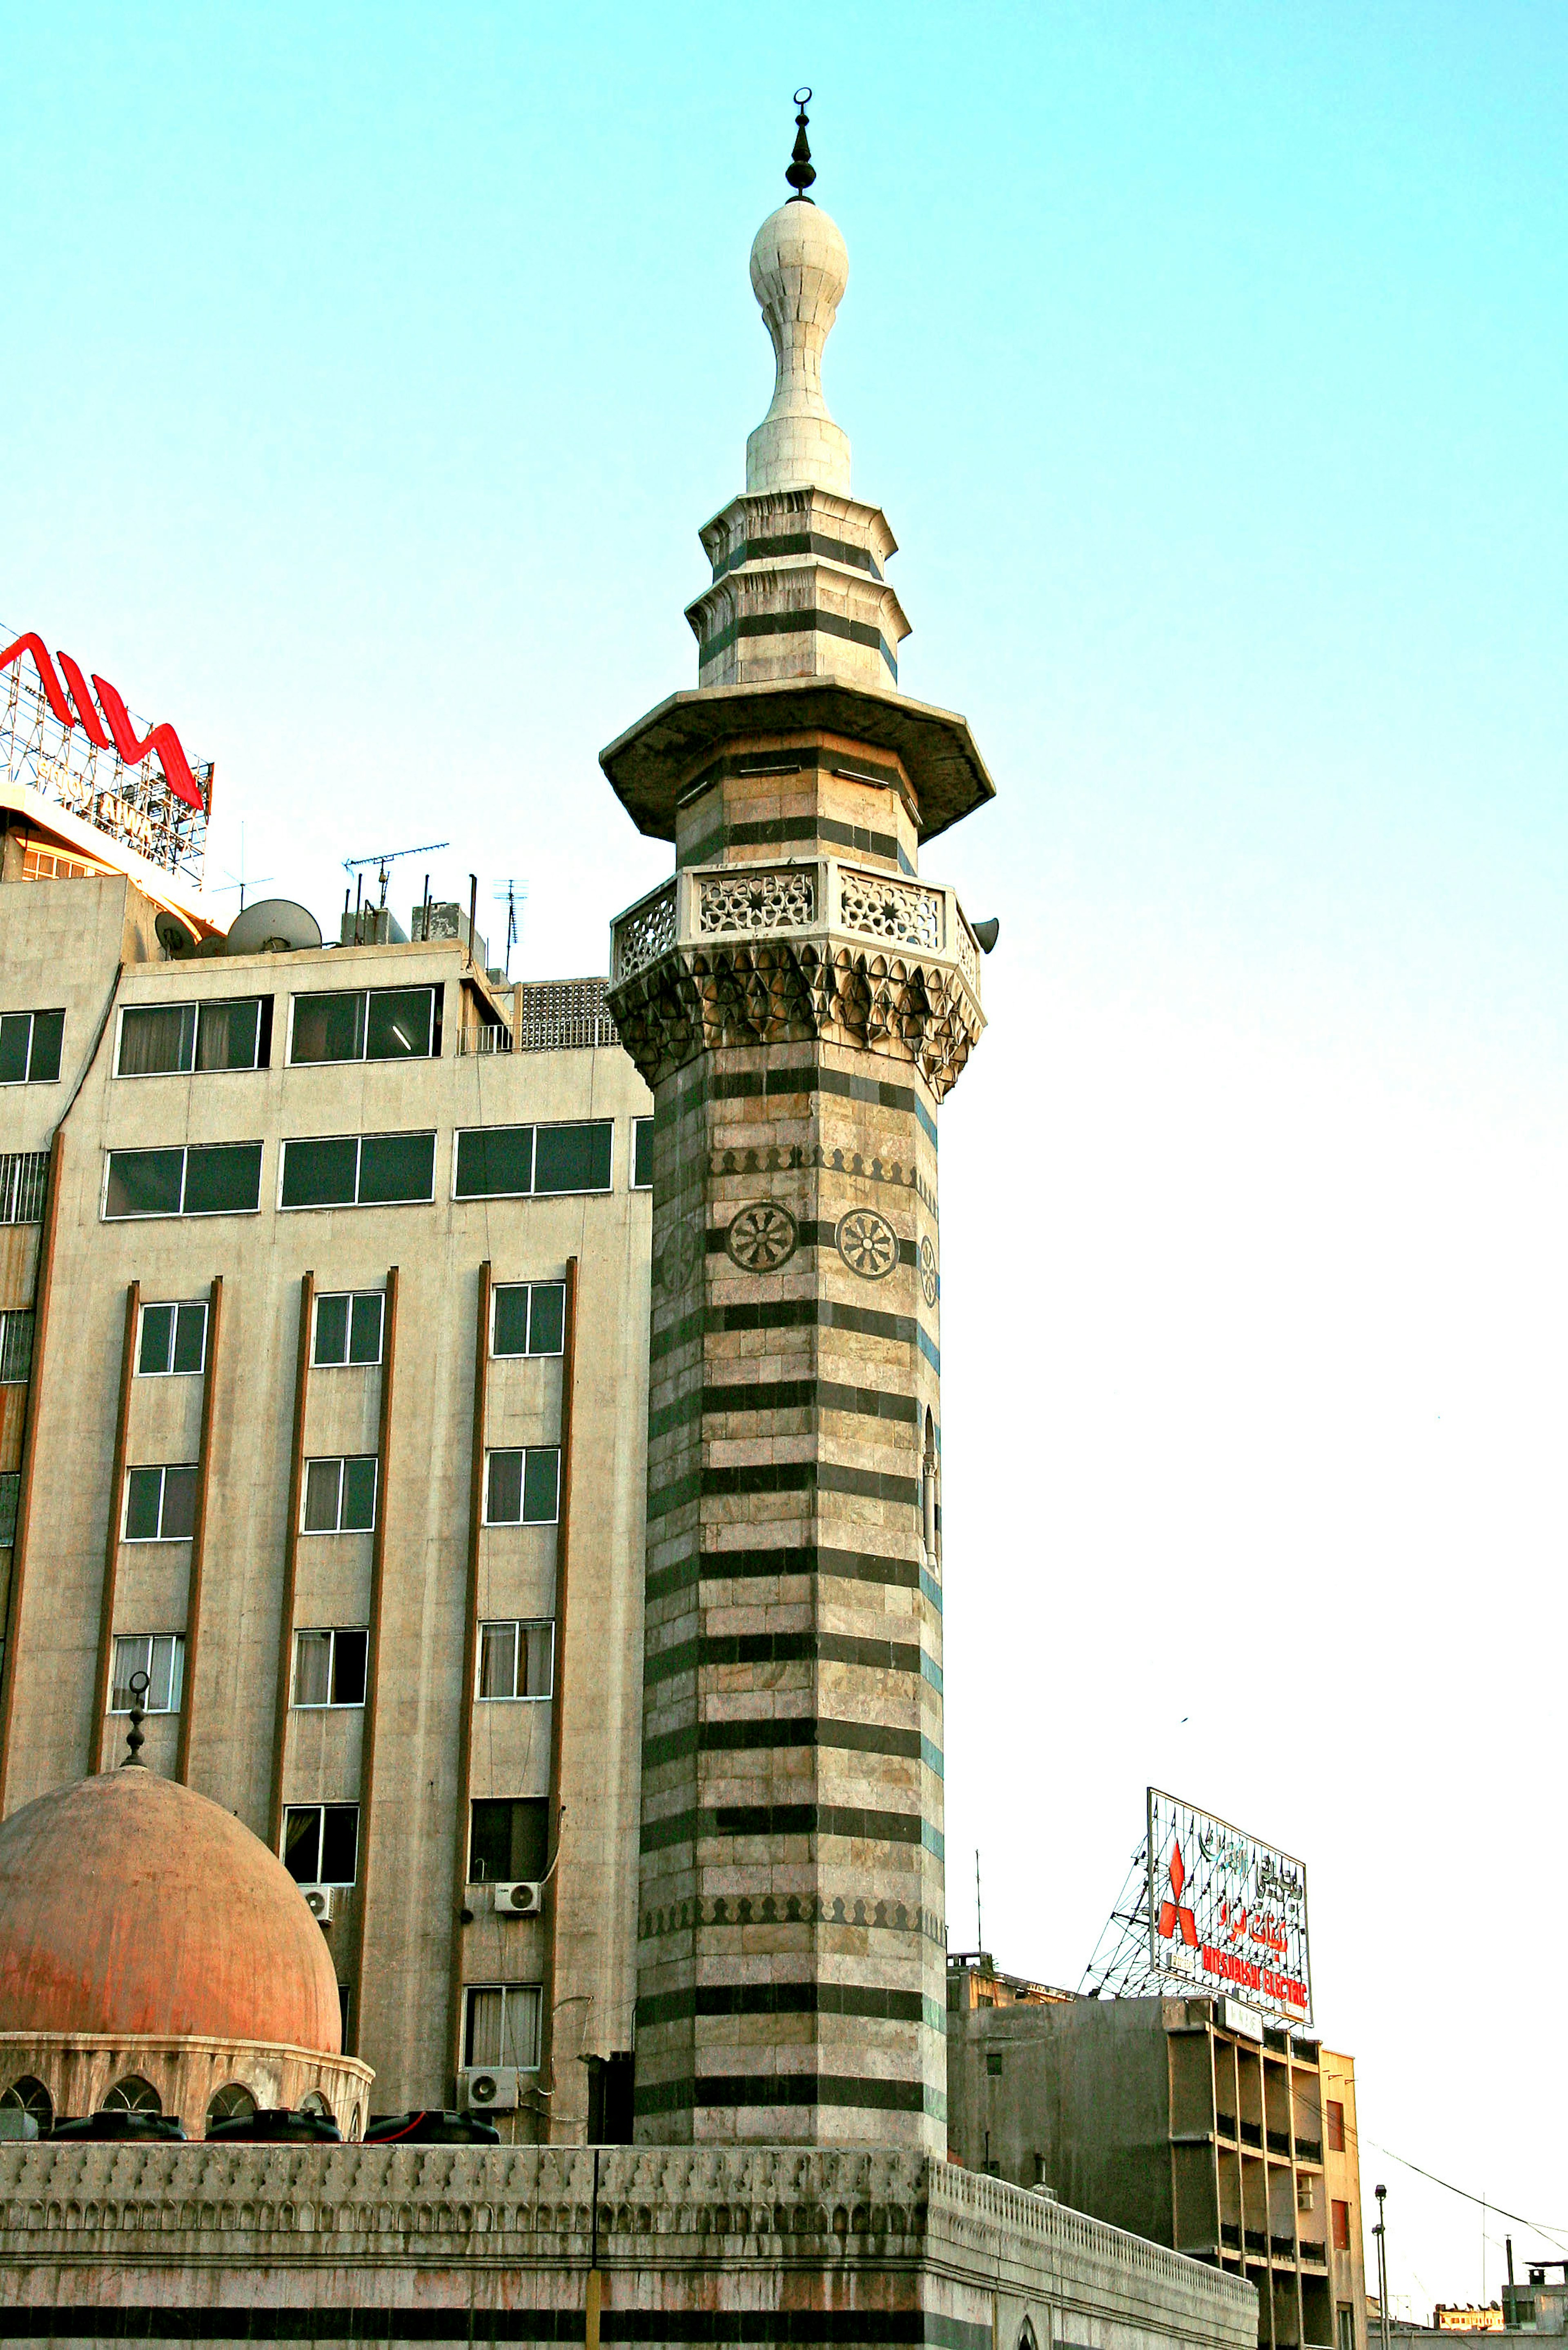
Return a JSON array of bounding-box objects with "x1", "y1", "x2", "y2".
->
[
  {"x1": 0, "y1": 851, "x2": 652, "y2": 2128},
  {"x1": 947, "y1": 1982, "x2": 1363, "y2": 2350}
]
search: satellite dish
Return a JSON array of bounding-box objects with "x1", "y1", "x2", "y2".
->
[
  {"x1": 155, "y1": 909, "x2": 197, "y2": 958},
  {"x1": 224, "y1": 897, "x2": 323, "y2": 956}
]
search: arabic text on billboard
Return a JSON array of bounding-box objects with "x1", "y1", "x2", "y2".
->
[{"x1": 1146, "y1": 1788, "x2": 1312, "y2": 2026}]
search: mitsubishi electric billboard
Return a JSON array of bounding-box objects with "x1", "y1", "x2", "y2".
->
[{"x1": 1146, "y1": 1788, "x2": 1313, "y2": 2028}]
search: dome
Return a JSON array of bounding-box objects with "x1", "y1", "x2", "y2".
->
[
  {"x1": 0, "y1": 1769, "x2": 341, "y2": 2052},
  {"x1": 748, "y1": 198, "x2": 849, "y2": 319}
]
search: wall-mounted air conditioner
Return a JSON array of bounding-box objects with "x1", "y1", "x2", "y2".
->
[
  {"x1": 301, "y1": 1885, "x2": 334, "y2": 1923},
  {"x1": 493, "y1": 1880, "x2": 543, "y2": 1917},
  {"x1": 458, "y1": 2066, "x2": 519, "y2": 2113}
]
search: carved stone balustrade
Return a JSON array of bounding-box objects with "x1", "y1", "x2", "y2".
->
[{"x1": 606, "y1": 858, "x2": 985, "y2": 1098}]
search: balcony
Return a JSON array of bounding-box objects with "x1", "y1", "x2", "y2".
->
[
  {"x1": 1216, "y1": 2112, "x2": 1238, "y2": 2141},
  {"x1": 1295, "y1": 2138, "x2": 1323, "y2": 2167},
  {"x1": 1240, "y1": 2121, "x2": 1263, "y2": 2150},
  {"x1": 1267, "y1": 2129, "x2": 1292, "y2": 2157},
  {"x1": 607, "y1": 859, "x2": 985, "y2": 1096}
]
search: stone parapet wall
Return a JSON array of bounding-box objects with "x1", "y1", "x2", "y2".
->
[{"x1": 0, "y1": 2143, "x2": 1255, "y2": 2350}]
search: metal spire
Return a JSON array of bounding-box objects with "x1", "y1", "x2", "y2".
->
[{"x1": 786, "y1": 87, "x2": 816, "y2": 203}]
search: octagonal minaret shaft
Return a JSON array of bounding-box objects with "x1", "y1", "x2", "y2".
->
[{"x1": 604, "y1": 102, "x2": 993, "y2": 2156}]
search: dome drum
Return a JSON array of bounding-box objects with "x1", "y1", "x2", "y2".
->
[{"x1": 0, "y1": 2033, "x2": 372, "y2": 2143}]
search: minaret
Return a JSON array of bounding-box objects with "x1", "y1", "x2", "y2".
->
[{"x1": 604, "y1": 98, "x2": 993, "y2": 2154}]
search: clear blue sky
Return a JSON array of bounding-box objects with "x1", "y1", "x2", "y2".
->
[{"x1": 9, "y1": 0, "x2": 1568, "y2": 2300}]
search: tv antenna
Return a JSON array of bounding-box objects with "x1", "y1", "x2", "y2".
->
[
  {"x1": 491, "y1": 878, "x2": 528, "y2": 980},
  {"x1": 212, "y1": 822, "x2": 274, "y2": 912},
  {"x1": 343, "y1": 839, "x2": 449, "y2": 910}
]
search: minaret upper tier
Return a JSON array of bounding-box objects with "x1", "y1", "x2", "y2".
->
[{"x1": 685, "y1": 126, "x2": 910, "y2": 699}]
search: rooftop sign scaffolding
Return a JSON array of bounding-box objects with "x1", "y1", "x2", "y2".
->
[
  {"x1": 0, "y1": 628, "x2": 211, "y2": 889},
  {"x1": 1080, "y1": 1787, "x2": 1313, "y2": 2029}
]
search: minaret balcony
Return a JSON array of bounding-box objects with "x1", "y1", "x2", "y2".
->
[{"x1": 606, "y1": 857, "x2": 985, "y2": 1100}]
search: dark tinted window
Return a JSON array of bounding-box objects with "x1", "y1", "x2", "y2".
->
[
  {"x1": 26, "y1": 1011, "x2": 62, "y2": 1083},
  {"x1": 195, "y1": 998, "x2": 267, "y2": 1070},
  {"x1": 491, "y1": 1286, "x2": 530, "y2": 1356},
  {"x1": 105, "y1": 1150, "x2": 184, "y2": 1219},
  {"x1": 534, "y1": 1121, "x2": 612, "y2": 1195},
  {"x1": 172, "y1": 1303, "x2": 207, "y2": 1373},
  {"x1": 528, "y1": 1283, "x2": 566, "y2": 1354},
  {"x1": 455, "y1": 1127, "x2": 534, "y2": 1198},
  {"x1": 0, "y1": 1017, "x2": 29, "y2": 1085},
  {"x1": 633, "y1": 1116, "x2": 654, "y2": 1189},
  {"x1": 159, "y1": 1465, "x2": 198, "y2": 1539},
  {"x1": 358, "y1": 1131, "x2": 434, "y2": 1203},
  {"x1": 281, "y1": 1137, "x2": 358, "y2": 1208},
  {"x1": 119, "y1": 1004, "x2": 193, "y2": 1075},
  {"x1": 468, "y1": 1796, "x2": 550, "y2": 1883},
  {"x1": 124, "y1": 1467, "x2": 163, "y2": 1541},
  {"x1": 332, "y1": 1628, "x2": 369, "y2": 1705},
  {"x1": 182, "y1": 1143, "x2": 262, "y2": 1215},
  {"x1": 365, "y1": 988, "x2": 434, "y2": 1060},
  {"x1": 341, "y1": 1457, "x2": 378, "y2": 1530},
  {"x1": 0, "y1": 1471, "x2": 18, "y2": 1547},
  {"x1": 290, "y1": 992, "x2": 366, "y2": 1064}
]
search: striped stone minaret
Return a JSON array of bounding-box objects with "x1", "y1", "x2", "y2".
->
[{"x1": 604, "y1": 106, "x2": 994, "y2": 2155}]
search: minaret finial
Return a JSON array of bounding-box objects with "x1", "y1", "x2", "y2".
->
[
  {"x1": 122, "y1": 1670, "x2": 149, "y2": 1767},
  {"x1": 786, "y1": 88, "x2": 816, "y2": 203}
]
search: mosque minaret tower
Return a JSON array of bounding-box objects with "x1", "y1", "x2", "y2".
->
[{"x1": 604, "y1": 97, "x2": 994, "y2": 2152}]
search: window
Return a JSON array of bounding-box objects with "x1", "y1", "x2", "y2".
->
[
  {"x1": 281, "y1": 1131, "x2": 435, "y2": 1209},
  {"x1": 138, "y1": 1300, "x2": 208, "y2": 1377},
  {"x1": 463, "y1": 1983, "x2": 542, "y2": 2071},
  {"x1": 289, "y1": 986, "x2": 438, "y2": 1065},
  {"x1": 0, "y1": 1311, "x2": 32, "y2": 1385},
  {"x1": 477, "y1": 1620, "x2": 554, "y2": 1701},
  {"x1": 302, "y1": 1455, "x2": 378, "y2": 1533},
  {"x1": 124, "y1": 1466, "x2": 198, "y2": 1542},
  {"x1": 110, "y1": 1634, "x2": 184, "y2": 1713},
  {"x1": 104, "y1": 1143, "x2": 263, "y2": 1220},
  {"x1": 490, "y1": 1282, "x2": 565, "y2": 1358},
  {"x1": 633, "y1": 1116, "x2": 654, "y2": 1189},
  {"x1": 469, "y1": 1797, "x2": 550, "y2": 1884},
  {"x1": 1325, "y1": 2099, "x2": 1345, "y2": 2153},
  {"x1": 985, "y1": 2051, "x2": 1003, "y2": 2077},
  {"x1": 292, "y1": 1627, "x2": 369, "y2": 1707},
  {"x1": 0, "y1": 1154, "x2": 47, "y2": 1226},
  {"x1": 0, "y1": 2077, "x2": 51, "y2": 2128},
  {"x1": 283, "y1": 1803, "x2": 360, "y2": 1887},
  {"x1": 313, "y1": 1290, "x2": 385, "y2": 1366},
  {"x1": 207, "y1": 2083, "x2": 256, "y2": 2125},
  {"x1": 1331, "y1": 2199, "x2": 1351, "y2": 2252},
  {"x1": 0, "y1": 1009, "x2": 63, "y2": 1086},
  {"x1": 103, "y1": 2076, "x2": 160, "y2": 2114},
  {"x1": 1338, "y1": 2310, "x2": 1356, "y2": 2350},
  {"x1": 0, "y1": 1472, "x2": 17, "y2": 1549},
  {"x1": 116, "y1": 997, "x2": 270, "y2": 1076},
  {"x1": 484, "y1": 1447, "x2": 560, "y2": 1526},
  {"x1": 454, "y1": 1120, "x2": 612, "y2": 1201}
]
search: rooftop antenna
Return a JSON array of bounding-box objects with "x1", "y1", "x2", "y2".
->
[
  {"x1": 342, "y1": 840, "x2": 449, "y2": 911},
  {"x1": 122, "y1": 1671, "x2": 149, "y2": 1768},
  {"x1": 212, "y1": 822, "x2": 274, "y2": 913},
  {"x1": 491, "y1": 879, "x2": 528, "y2": 980}
]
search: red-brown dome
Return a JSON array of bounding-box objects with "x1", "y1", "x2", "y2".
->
[{"x1": 0, "y1": 1769, "x2": 341, "y2": 2052}]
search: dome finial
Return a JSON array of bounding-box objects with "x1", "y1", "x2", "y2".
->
[
  {"x1": 786, "y1": 88, "x2": 816, "y2": 203},
  {"x1": 122, "y1": 1671, "x2": 149, "y2": 1768}
]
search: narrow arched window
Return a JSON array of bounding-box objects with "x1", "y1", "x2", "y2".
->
[
  {"x1": 0, "y1": 2076, "x2": 52, "y2": 2128},
  {"x1": 207, "y1": 2083, "x2": 255, "y2": 2125}
]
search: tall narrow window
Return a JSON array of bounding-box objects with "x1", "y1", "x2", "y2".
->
[
  {"x1": 0, "y1": 1009, "x2": 63, "y2": 1085},
  {"x1": 463, "y1": 1983, "x2": 542, "y2": 2070},
  {"x1": 1325, "y1": 2101, "x2": 1345, "y2": 2153},
  {"x1": 483, "y1": 1448, "x2": 560, "y2": 1526},
  {"x1": 137, "y1": 1301, "x2": 208, "y2": 1377},
  {"x1": 632, "y1": 1116, "x2": 654, "y2": 1189},
  {"x1": 123, "y1": 1465, "x2": 198, "y2": 1541},
  {"x1": 0, "y1": 1311, "x2": 33, "y2": 1385},
  {"x1": 313, "y1": 1291, "x2": 385, "y2": 1366},
  {"x1": 110, "y1": 1634, "x2": 184, "y2": 1713},
  {"x1": 0, "y1": 1472, "x2": 18, "y2": 1549},
  {"x1": 490, "y1": 1282, "x2": 566, "y2": 1358},
  {"x1": 301, "y1": 1456, "x2": 379, "y2": 1533}
]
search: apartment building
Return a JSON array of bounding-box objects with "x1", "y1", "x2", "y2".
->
[
  {"x1": 947, "y1": 1984, "x2": 1365, "y2": 2350},
  {"x1": 0, "y1": 842, "x2": 653, "y2": 2130}
]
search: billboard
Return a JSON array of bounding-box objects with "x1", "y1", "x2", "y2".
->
[
  {"x1": 0, "y1": 628, "x2": 210, "y2": 888},
  {"x1": 1146, "y1": 1788, "x2": 1312, "y2": 2027}
]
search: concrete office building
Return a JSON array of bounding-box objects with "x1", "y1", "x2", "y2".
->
[
  {"x1": 0, "y1": 846, "x2": 653, "y2": 2130},
  {"x1": 946, "y1": 1971, "x2": 1366, "y2": 2350}
]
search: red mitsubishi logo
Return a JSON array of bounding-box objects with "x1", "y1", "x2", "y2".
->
[{"x1": 1157, "y1": 1840, "x2": 1198, "y2": 1946}]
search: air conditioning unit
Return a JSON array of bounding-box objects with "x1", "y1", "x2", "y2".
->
[
  {"x1": 301, "y1": 1885, "x2": 334, "y2": 1923},
  {"x1": 458, "y1": 2066, "x2": 519, "y2": 2113},
  {"x1": 493, "y1": 1880, "x2": 543, "y2": 1917}
]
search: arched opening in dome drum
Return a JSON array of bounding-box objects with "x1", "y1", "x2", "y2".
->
[
  {"x1": 300, "y1": 2090, "x2": 331, "y2": 2118},
  {"x1": 206, "y1": 2083, "x2": 256, "y2": 2126},
  {"x1": 0, "y1": 2077, "x2": 51, "y2": 2129},
  {"x1": 103, "y1": 2076, "x2": 161, "y2": 2114}
]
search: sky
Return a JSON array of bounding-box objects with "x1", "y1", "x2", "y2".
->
[{"x1": 7, "y1": 0, "x2": 1568, "y2": 2307}]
